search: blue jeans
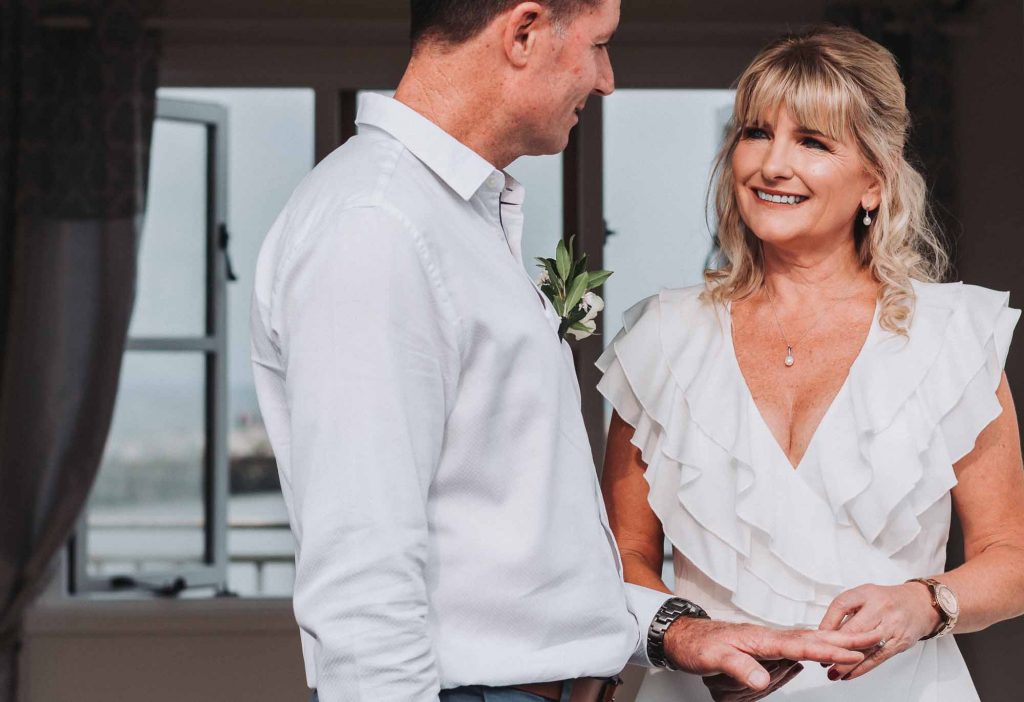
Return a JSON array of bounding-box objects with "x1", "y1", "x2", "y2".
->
[{"x1": 310, "y1": 683, "x2": 572, "y2": 701}]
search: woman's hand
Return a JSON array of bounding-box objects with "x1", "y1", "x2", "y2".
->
[{"x1": 818, "y1": 582, "x2": 941, "y2": 681}]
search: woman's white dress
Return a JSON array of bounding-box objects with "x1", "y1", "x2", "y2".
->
[{"x1": 596, "y1": 281, "x2": 1019, "y2": 701}]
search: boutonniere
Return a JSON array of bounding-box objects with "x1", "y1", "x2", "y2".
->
[{"x1": 535, "y1": 236, "x2": 613, "y2": 341}]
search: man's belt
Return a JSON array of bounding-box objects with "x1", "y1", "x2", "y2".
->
[{"x1": 510, "y1": 676, "x2": 622, "y2": 702}]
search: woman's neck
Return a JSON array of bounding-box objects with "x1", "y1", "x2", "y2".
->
[{"x1": 760, "y1": 238, "x2": 873, "y2": 305}]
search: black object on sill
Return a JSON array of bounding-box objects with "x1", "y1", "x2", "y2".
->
[{"x1": 109, "y1": 575, "x2": 189, "y2": 597}]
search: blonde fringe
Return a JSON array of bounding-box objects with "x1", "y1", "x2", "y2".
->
[{"x1": 701, "y1": 26, "x2": 950, "y2": 336}]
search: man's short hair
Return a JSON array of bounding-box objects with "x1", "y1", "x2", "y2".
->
[{"x1": 410, "y1": 0, "x2": 601, "y2": 47}]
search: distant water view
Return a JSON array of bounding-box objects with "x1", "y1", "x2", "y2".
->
[{"x1": 88, "y1": 381, "x2": 294, "y2": 597}]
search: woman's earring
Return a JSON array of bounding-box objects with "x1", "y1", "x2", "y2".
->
[{"x1": 863, "y1": 209, "x2": 873, "y2": 226}]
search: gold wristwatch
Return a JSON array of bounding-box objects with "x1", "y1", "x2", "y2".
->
[{"x1": 906, "y1": 577, "x2": 959, "y2": 639}]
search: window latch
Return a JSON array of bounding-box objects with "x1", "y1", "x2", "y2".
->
[{"x1": 218, "y1": 223, "x2": 239, "y2": 282}]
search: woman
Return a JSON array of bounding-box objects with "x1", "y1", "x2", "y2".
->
[{"x1": 598, "y1": 26, "x2": 1024, "y2": 701}]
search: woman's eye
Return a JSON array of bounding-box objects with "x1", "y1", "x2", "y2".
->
[
  {"x1": 802, "y1": 137, "x2": 829, "y2": 151},
  {"x1": 742, "y1": 127, "x2": 768, "y2": 139}
]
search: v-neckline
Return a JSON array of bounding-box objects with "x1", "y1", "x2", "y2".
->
[{"x1": 723, "y1": 299, "x2": 880, "y2": 472}]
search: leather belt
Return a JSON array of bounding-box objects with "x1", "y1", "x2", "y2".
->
[{"x1": 511, "y1": 676, "x2": 622, "y2": 702}]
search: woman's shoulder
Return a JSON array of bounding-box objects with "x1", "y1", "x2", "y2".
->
[
  {"x1": 598, "y1": 283, "x2": 728, "y2": 393},
  {"x1": 617, "y1": 283, "x2": 719, "y2": 333},
  {"x1": 911, "y1": 279, "x2": 1014, "y2": 310},
  {"x1": 908, "y1": 279, "x2": 1018, "y2": 344}
]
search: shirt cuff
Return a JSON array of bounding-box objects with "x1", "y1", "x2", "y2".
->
[{"x1": 624, "y1": 584, "x2": 674, "y2": 668}]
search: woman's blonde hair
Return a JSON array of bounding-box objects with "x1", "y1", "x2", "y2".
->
[{"x1": 703, "y1": 25, "x2": 950, "y2": 334}]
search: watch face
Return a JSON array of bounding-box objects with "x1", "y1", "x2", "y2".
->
[{"x1": 936, "y1": 585, "x2": 959, "y2": 616}]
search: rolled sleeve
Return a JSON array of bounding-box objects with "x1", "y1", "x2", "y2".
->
[
  {"x1": 625, "y1": 584, "x2": 673, "y2": 668},
  {"x1": 277, "y1": 206, "x2": 458, "y2": 702}
]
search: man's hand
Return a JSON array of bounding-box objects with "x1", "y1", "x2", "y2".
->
[
  {"x1": 703, "y1": 660, "x2": 804, "y2": 702},
  {"x1": 663, "y1": 617, "x2": 881, "y2": 694}
]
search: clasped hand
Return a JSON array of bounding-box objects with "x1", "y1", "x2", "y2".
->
[
  {"x1": 664, "y1": 617, "x2": 882, "y2": 701},
  {"x1": 816, "y1": 582, "x2": 941, "y2": 682}
]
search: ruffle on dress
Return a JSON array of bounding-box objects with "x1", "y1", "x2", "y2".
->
[{"x1": 596, "y1": 282, "x2": 1019, "y2": 627}]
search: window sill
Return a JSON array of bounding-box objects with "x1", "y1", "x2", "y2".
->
[{"x1": 24, "y1": 597, "x2": 297, "y2": 636}]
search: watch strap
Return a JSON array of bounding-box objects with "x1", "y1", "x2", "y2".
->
[
  {"x1": 647, "y1": 597, "x2": 711, "y2": 670},
  {"x1": 906, "y1": 577, "x2": 956, "y2": 640}
]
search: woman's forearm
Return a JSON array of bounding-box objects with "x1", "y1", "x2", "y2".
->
[
  {"x1": 620, "y1": 550, "x2": 673, "y2": 595},
  {"x1": 936, "y1": 542, "x2": 1024, "y2": 634}
]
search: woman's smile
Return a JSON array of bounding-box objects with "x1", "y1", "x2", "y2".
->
[{"x1": 751, "y1": 187, "x2": 810, "y2": 206}]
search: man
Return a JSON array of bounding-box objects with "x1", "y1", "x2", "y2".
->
[{"x1": 250, "y1": 2, "x2": 879, "y2": 700}]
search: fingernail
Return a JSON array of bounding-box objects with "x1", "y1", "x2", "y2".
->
[
  {"x1": 820, "y1": 662, "x2": 829, "y2": 668},
  {"x1": 827, "y1": 669, "x2": 840, "y2": 681},
  {"x1": 748, "y1": 670, "x2": 770, "y2": 688}
]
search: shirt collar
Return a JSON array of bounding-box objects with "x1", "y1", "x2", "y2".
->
[{"x1": 356, "y1": 93, "x2": 499, "y2": 201}]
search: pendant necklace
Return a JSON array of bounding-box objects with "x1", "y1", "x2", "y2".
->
[{"x1": 764, "y1": 280, "x2": 862, "y2": 368}]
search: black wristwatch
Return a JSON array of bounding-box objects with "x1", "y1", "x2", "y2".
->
[{"x1": 647, "y1": 597, "x2": 711, "y2": 670}]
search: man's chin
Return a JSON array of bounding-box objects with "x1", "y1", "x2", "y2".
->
[{"x1": 523, "y1": 132, "x2": 572, "y2": 158}]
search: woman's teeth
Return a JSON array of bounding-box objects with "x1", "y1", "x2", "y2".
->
[{"x1": 756, "y1": 189, "x2": 807, "y2": 205}]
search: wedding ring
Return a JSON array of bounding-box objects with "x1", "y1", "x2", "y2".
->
[{"x1": 876, "y1": 638, "x2": 889, "y2": 649}]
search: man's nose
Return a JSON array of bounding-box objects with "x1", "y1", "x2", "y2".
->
[{"x1": 593, "y1": 51, "x2": 615, "y2": 96}]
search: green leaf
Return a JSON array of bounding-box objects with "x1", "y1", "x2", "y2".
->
[
  {"x1": 564, "y1": 274, "x2": 587, "y2": 313},
  {"x1": 569, "y1": 252, "x2": 588, "y2": 284},
  {"x1": 585, "y1": 270, "x2": 613, "y2": 290},
  {"x1": 540, "y1": 259, "x2": 560, "y2": 285},
  {"x1": 566, "y1": 305, "x2": 589, "y2": 324},
  {"x1": 556, "y1": 240, "x2": 570, "y2": 279}
]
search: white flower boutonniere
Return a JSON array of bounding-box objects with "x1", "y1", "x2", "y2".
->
[{"x1": 535, "y1": 236, "x2": 613, "y2": 341}]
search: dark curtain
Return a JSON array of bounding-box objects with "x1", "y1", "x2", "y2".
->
[
  {"x1": 825, "y1": 1, "x2": 960, "y2": 267},
  {"x1": 0, "y1": 1, "x2": 158, "y2": 699}
]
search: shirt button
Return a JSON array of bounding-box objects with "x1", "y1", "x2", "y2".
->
[{"x1": 487, "y1": 174, "x2": 502, "y2": 189}]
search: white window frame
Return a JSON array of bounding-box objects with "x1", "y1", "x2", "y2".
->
[{"x1": 70, "y1": 97, "x2": 230, "y2": 595}]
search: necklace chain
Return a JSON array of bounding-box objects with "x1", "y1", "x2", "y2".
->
[{"x1": 764, "y1": 280, "x2": 862, "y2": 367}]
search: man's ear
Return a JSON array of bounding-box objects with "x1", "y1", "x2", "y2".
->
[{"x1": 502, "y1": 2, "x2": 547, "y2": 68}]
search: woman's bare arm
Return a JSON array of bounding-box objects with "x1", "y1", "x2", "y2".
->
[
  {"x1": 939, "y1": 372, "x2": 1024, "y2": 632},
  {"x1": 601, "y1": 410, "x2": 671, "y2": 595}
]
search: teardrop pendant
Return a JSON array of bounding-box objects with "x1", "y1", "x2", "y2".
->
[{"x1": 784, "y1": 346, "x2": 795, "y2": 367}]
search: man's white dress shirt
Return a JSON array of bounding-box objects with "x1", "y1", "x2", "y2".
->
[{"x1": 250, "y1": 94, "x2": 670, "y2": 701}]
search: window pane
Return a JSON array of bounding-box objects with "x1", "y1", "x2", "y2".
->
[
  {"x1": 129, "y1": 120, "x2": 208, "y2": 338},
  {"x1": 160, "y1": 87, "x2": 315, "y2": 596},
  {"x1": 87, "y1": 352, "x2": 207, "y2": 576},
  {"x1": 507, "y1": 154, "x2": 563, "y2": 279},
  {"x1": 604, "y1": 89, "x2": 735, "y2": 325}
]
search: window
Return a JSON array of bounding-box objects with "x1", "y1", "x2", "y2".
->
[
  {"x1": 74, "y1": 89, "x2": 314, "y2": 597},
  {"x1": 73, "y1": 98, "x2": 230, "y2": 594}
]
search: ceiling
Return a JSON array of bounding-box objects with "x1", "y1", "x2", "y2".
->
[{"x1": 155, "y1": 0, "x2": 929, "y2": 24}]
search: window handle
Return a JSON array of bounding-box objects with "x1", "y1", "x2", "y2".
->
[{"x1": 218, "y1": 223, "x2": 239, "y2": 282}]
